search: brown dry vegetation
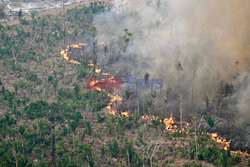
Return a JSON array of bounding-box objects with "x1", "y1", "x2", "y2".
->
[{"x1": 0, "y1": 1, "x2": 249, "y2": 167}]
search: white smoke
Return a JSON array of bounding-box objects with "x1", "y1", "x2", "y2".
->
[
  {"x1": 233, "y1": 72, "x2": 250, "y2": 125},
  {"x1": 94, "y1": 0, "x2": 250, "y2": 112}
]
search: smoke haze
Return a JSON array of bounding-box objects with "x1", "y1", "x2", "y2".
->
[
  {"x1": 93, "y1": 0, "x2": 250, "y2": 127},
  {"x1": 95, "y1": 0, "x2": 250, "y2": 72}
]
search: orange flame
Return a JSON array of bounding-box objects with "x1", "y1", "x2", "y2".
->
[
  {"x1": 163, "y1": 113, "x2": 177, "y2": 131},
  {"x1": 231, "y1": 150, "x2": 249, "y2": 155},
  {"x1": 141, "y1": 115, "x2": 151, "y2": 120},
  {"x1": 142, "y1": 113, "x2": 190, "y2": 133},
  {"x1": 142, "y1": 115, "x2": 161, "y2": 122},
  {"x1": 59, "y1": 42, "x2": 249, "y2": 156},
  {"x1": 95, "y1": 67, "x2": 102, "y2": 74},
  {"x1": 88, "y1": 63, "x2": 94, "y2": 66},
  {"x1": 60, "y1": 43, "x2": 88, "y2": 64},
  {"x1": 106, "y1": 93, "x2": 123, "y2": 116},
  {"x1": 121, "y1": 111, "x2": 130, "y2": 117},
  {"x1": 208, "y1": 133, "x2": 230, "y2": 151},
  {"x1": 60, "y1": 42, "x2": 105, "y2": 65},
  {"x1": 207, "y1": 132, "x2": 249, "y2": 155},
  {"x1": 88, "y1": 60, "x2": 94, "y2": 67},
  {"x1": 97, "y1": 42, "x2": 106, "y2": 45}
]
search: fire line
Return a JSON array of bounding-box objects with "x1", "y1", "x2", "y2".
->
[{"x1": 59, "y1": 43, "x2": 249, "y2": 156}]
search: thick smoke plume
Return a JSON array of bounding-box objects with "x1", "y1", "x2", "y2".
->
[
  {"x1": 233, "y1": 72, "x2": 250, "y2": 124},
  {"x1": 93, "y1": 0, "x2": 250, "y2": 124}
]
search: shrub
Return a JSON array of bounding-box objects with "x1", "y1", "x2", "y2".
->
[
  {"x1": 77, "y1": 67, "x2": 86, "y2": 80},
  {"x1": 97, "y1": 112, "x2": 105, "y2": 122},
  {"x1": 48, "y1": 75, "x2": 53, "y2": 82},
  {"x1": 206, "y1": 115, "x2": 214, "y2": 128},
  {"x1": 20, "y1": 19, "x2": 29, "y2": 25},
  {"x1": 101, "y1": 144, "x2": 105, "y2": 156},
  {"x1": 25, "y1": 71, "x2": 38, "y2": 82},
  {"x1": 108, "y1": 139, "x2": 120, "y2": 158},
  {"x1": 85, "y1": 121, "x2": 92, "y2": 135},
  {"x1": 58, "y1": 88, "x2": 73, "y2": 99},
  {"x1": 184, "y1": 162, "x2": 203, "y2": 167},
  {"x1": 25, "y1": 100, "x2": 49, "y2": 120},
  {"x1": 231, "y1": 155, "x2": 241, "y2": 165}
]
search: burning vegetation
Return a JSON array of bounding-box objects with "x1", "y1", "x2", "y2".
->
[
  {"x1": 59, "y1": 40, "x2": 250, "y2": 157},
  {"x1": 58, "y1": 0, "x2": 250, "y2": 164},
  {"x1": 0, "y1": 0, "x2": 250, "y2": 166}
]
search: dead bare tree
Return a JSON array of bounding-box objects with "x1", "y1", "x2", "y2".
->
[
  {"x1": 63, "y1": 0, "x2": 66, "y2": 45},
  {"x1": 92, "y1": 40, "x2": 97, "y2": 74},
  {"x1": 12, "y1": 44, "x2": 18, "y2": 64},
  {"x1": 136, "y1": 124, "x2": 164, "y2": 167},
  {"x1": 235, "y1": 60, "x2": 239, "y2": 77},
  {"x1": 192, "y1": 116, "x2": 198, "y2": 160},
  {"x1": 191, "y1": 61, "x2": 198, "y2": 106},
  {"x1": 176, "y1": 62, "x2": 183, "y2": 129},
  {"x1": 179, "y1": 94, "x2": 183, "y2": 129},
  {"x1": 10, "y1": 33, "x2": 19, "y2": 65},
  {"x1": 52, "y1": 124, "x2": 56, "y2": 167}
]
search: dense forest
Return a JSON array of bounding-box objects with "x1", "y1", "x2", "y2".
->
[{"x1": 0, "y1": 1, "x2": 249, "y2": 167}]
